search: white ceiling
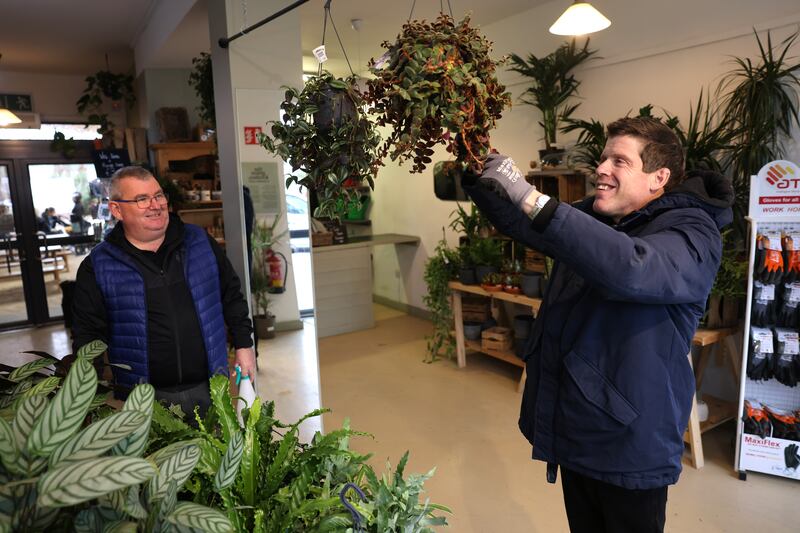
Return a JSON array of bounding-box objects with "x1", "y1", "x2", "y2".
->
[{"x1": 0, "y1": 0, "x2": 548, "y2": 76}]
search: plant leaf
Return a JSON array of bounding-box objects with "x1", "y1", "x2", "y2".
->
[
  {"x1": 111, "y1": 383, "x2": 154, "y2": 457},
  {"x1": 76, "y1": 340, "x2": 107, "y2": 361},
  {"x1": 28, "y1": 358, "x2": 97, "y2": 457},
  {"x1": 8, "y1": 359, "x2": 54, "y2": 382},
  {"x1": 213, "y1": 431, "x2": 243, "y2": 491},
  {"x1": 165, "y1": 502, "x2": 233, "y2": 533},
  {"x1": 0, "y1": 417, "x2": 19, "y2": 475},
  {"x1": 239, "y1": 398, "x2": 261, "y2": 506},
  {"x1": 37, "y1": 456, "x2": 156, "y2": 508},
  {"x1": 208, "y1": 375, "x2": 238, "y2": 444},
  {"x1": 148, "y1": 443, "x2": 200, "y2": 502},
  {"x1": 49, "y1": 410, "x2": 146, "y2": 468}
]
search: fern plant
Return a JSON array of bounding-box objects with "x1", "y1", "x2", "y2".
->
[{"x1": 149, "y1": 374, "x2": 451, "y2": 532}]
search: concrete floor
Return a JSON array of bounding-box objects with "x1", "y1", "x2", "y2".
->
[{"x1": 3, "y1": 306, "x2": 799, "y2": 532}]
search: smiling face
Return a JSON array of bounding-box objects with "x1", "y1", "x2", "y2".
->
[
  {"x1": 592, "y1": 135, "x2": 671, "y2": 223},
  {"x1": 109, "y1": 176, "x2": 169, "y2": 248}
]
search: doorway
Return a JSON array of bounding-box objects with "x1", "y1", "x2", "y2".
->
[{"x1": 0, "y1": 140, "x2": 100, "y2": 328}]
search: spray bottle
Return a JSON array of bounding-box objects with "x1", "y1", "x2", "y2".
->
[{"x1": 235, "y1": 365, "x2": 256, "y2": 427}]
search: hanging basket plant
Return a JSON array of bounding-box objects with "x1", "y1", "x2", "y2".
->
[
  {"x1": 258, "y1": 71, "x2": 382, "y2": 219},
  {"x1": 76, "y1": 70, "x2": 135, "y2": 135},
  {"x1": 366, "y1": 14, "x2": 512, "y2": 174}
]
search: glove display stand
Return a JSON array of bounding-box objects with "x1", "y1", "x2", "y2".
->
[{"x1": 735, "y1": 160, "x2": 800, "y2": 482}]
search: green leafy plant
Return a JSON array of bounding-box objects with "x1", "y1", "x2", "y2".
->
[
  {"x1": 717, "y1": 29, "x2": 800, "y2": 238},
  {"x1": 259, "y1": 71, "x2": 382, "y2": 219},
  {"x1": 468, "y1": 237, "x2": 504, "y2": 267},
  {"x1": 448, "y1": 202, "x2": 491, "y2": 242},
  {"x1": 423, "y1": 234, "x2": 461, "y2": 363},
  {"x1": 76, "y1": 70, "x2": 135, "y2": 135},
  {"x1": 189, "y1": 52, "x2": 216, "y2": 129},
  {"x1": 481, "y1": 272, "x2": 503, "y2": 286},
  {"x1": 711, "y1": 230, "x2": 748, "y2": 298},
  {"x1": 509, "y1": 39, "x2": 597, "y2": 150},
  {"x1": 366, "y1": 14, "x2": 511, "y2": 174},
  {"x1": 0, "y1": 340, "x2": 228, "y2": 532},
  {"x1": 148, "y1": 375, "x2": 451, "y2": 531}
]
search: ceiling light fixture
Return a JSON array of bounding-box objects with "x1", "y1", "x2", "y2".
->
[
  {"x1": 549, "y1": 2, "x2": 611, "y2": 36},
  {"x1": 0, "y1": 109, "x2": 22, "y2": 127}
]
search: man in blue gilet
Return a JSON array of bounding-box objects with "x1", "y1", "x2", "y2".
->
[{"x1": 72, "y1": 166, "x2": 255, "y2": 418}]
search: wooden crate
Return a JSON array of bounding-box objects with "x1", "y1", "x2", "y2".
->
[
  {"x1": 482, "y1": 326, "x2": 513, "y2": 352},
  {"x1": 311, "y1": 232, "x2": 333, "y2": 247},
  {"x1": 462, "y1": 296, "x2": 490, "y2": 322},
  {"x1": 524, "y1": 249, "x2": 546, "y2": 273}
]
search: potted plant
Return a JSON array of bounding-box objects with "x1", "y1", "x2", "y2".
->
[
  {"x1": 481, "y1": 271, "x2": 504, "y2": 292},
  {"x1": 75, "y1": 68, "x2": 136, "y2": 141},
  {"x1": 259, "y1": 71, "x2": 382, "y2": 220},
  {"x1": 449, "y1": 202, "x2": 493, "y2": 284},
  {"x1": 251, "y1": 211, "x2": 289, "y2": 339},
  {"x1": 469, "y1": 237, "x2": 504, "y2": 284},
  {"x1": 188, "y1": 51, "x2": 216, "y2": 131},
  {"x1": 366, "y1": 14, "x2": 511, "y2": 175},
  {"x1": 509, "y1": 39, "x2": 597, "y2": 163},
  {"x1": 503, "y1": 273, "x2": 522, "y2": 295},
  {"x1": 423, "y1": 234, "x2": 461, "y2": 362},
  {"x1": 706, "y1": 230, "x2": 748, "y2": 328}
]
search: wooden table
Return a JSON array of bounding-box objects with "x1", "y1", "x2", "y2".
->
[
  {"x1": 449, "y1": 281, "x2": 541, "y2": 392},
  {"x1": 683, "y1": 327, "x2": 741, "y2": 469}
]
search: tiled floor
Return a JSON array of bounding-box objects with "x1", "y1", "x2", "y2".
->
[{"x1": 3, "y1": 307, "x2": 800, "y2": 532}]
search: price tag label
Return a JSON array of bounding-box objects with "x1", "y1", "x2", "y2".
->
[{"x1": 765, "y1": 232, "x2": 783, "y2": 251}]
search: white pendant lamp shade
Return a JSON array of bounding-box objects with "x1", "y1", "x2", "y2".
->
[
  {"x1": 549, "y1": 2, "x2": 611, "y2": 36},
  {"x1": 0, "y1": 108, "x2": 22, "y2": 127}
]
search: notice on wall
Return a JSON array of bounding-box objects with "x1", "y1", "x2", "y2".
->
[
  {"x1": 749, "y1": 160, "x2": 800, "y2": 219},
  {"x1": 242, "y1": 162, "x2": 281, "y2": 213},
  {"x1": 92, "y1": 149, "x2": 131, "y2": 179}
]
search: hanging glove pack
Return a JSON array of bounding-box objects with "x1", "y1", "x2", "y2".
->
[
  {"x1": 782, "y1": 233, "x2": 800, "y2": 283},
  {"x1": 776, "y1": 282, "x2": 800, "y2": 328},
  {"x1": 743, "y1": 400, "x2": 772, "y2": 439},
  {"x1": 772, "y1": 328, "x2": 800, "y2": 387},
  {"x1": 747, "y1": 327, "x2": 774, "y2": 381},
  {"x1": 765, "y1": 406, "x2": 800, "y2": 441},
  {"x1": 752, "y1": 281, "x2": 777, "y2": 327},
  {"x1": 755, "y1": 233, "x2": 785, "y2": 285}
]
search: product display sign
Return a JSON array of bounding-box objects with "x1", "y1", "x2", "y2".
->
[
  {"x1": 740, "y1": 435, "x2": 800, "y2": 480},
  {"x1": 242, "y1": 161, "x2": 280, "y2": 213},
  {"x1": 749, "y1": 160, "x2": 800, "y2": 219},
  {"x1": 92, "y1": 149, "x2": 131, "y2": 179}
]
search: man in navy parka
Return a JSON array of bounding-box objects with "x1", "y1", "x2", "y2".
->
[{"x1": 464, "y1": 117, "x2": 733, "y2": 533}]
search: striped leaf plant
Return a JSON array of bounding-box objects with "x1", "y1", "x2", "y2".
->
[{"x1": 0, "y1": 340, "x2": 232, "y2": 532}]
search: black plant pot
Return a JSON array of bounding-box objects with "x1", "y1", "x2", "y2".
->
[
  {"x1": 313, "y1": 86, "x2": 357, "y2": 132},
  {"x1": 475, "y1": 265, "x2": 498, "y2": 285},
  {"x1": 538, "y1": 147, "x2": 565, "y2": 168},
  {"x1": 521, "y1": 272, "x2": 542, "y2": 298},
  {"x1": 463, "y1": 321, "x2": 482, "y2": 341},
  {"x1": 514, "y1": 337, "x2": 528, "y2": 360},
  {"x1": 459, "y1": 267, "x2": 477, "y2": 285},
  {"x1": 513, "y1": 314, "x2": 535, "y2": 340}
]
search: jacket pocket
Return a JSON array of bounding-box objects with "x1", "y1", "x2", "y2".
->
[{"x1": 563, "y1": 350, "x2": 639, "y2": 426}]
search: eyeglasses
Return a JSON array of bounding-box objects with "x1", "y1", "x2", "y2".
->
[{"x1": 113, "y1": 192, "x2": 169, "y2": 209}]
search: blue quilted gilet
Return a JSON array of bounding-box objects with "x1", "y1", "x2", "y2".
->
[{"x1": 91, "y1": 224, "x2": 229, "y2": 389}]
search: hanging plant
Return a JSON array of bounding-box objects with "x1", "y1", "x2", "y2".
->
[
  {"x1": 76, "y1": 70, "x2": 135, "y2": 135},
  {"x1": 259, "y1": 71, "x2": 382, "y2": 219},
  {"x1": 366, "y1": 14, "x2": 511, "y2": 174},
  {"x1": 188, "y1": 52, "x2": 216, "y2": 129}
]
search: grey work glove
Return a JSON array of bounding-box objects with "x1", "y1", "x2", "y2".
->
[{"x1": 463, "y1": 153, "x2": 535, "y2": 206}]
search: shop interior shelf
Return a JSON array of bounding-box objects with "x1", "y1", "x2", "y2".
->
[{"x1": 464, "y1": 339, "x2": 525, "y2": 368}]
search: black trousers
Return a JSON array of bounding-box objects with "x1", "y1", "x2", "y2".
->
[
  {"x1": 561, "y1": 468, "x2": 667, "y2": 533},
  {"x1": 155, "y1": 380, "x2": 212, "y2": 425}
]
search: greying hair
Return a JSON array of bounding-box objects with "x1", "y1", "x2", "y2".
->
[{"x1": 109, "y1": 166, "x2": 156, "y2": 200}]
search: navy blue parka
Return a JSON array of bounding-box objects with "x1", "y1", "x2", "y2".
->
[{"x1": 465, "y1": 170, "x2": 733, "y2": 489}]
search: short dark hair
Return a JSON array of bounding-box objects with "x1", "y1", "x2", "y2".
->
[
  {"x1": 606, "y1": 117, "x2": 685, "y2": 191},
  {"x1": 109, "y1": 166, "x2": 156, "y2": 200}
]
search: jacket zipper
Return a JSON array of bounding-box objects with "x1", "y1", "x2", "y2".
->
[{"x1": 162, "y1": 267, "x2": 183, "y2": 384}]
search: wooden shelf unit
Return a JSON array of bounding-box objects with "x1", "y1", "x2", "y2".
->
[
  {"x1": 151, "y1": 142, "x2": 216, "y2": 179},
  {"x1": 526, "y1": 169, "x2": 586, "y2": 204}
]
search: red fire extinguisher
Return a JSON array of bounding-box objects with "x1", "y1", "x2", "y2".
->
[{"x1": 266, "y1": 249, "x2": 287, "y2": 294}]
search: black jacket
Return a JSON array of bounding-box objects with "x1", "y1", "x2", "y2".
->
[{"x1": 72, "y1": 214, "x2": 252, "y2": 388}]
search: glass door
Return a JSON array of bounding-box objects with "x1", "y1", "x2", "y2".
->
[
  {"x1": 0, "y1": 140, "x2": 101, "y2": 328},
  {"x1": 0, "y1": 163, "x2": 28, "y2": 324}
]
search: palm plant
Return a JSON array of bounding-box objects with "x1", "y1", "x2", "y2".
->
[
  {"x1": 717, "y1": 29, "x2": 800, "y2": 237},
  {"x1": 509, "y1": 39, "x2": 597, "y2": 151}
]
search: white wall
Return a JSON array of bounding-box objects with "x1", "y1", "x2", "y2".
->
[
  {"x1": 371, "y1": 0, "x2": 800, "y2": 314},
  {"x1": 0, "y1": 70, "x2": 126, "y2": 126},
  {"x1": 141, "y1": 68, "x2": 202, "y2": 144}
]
